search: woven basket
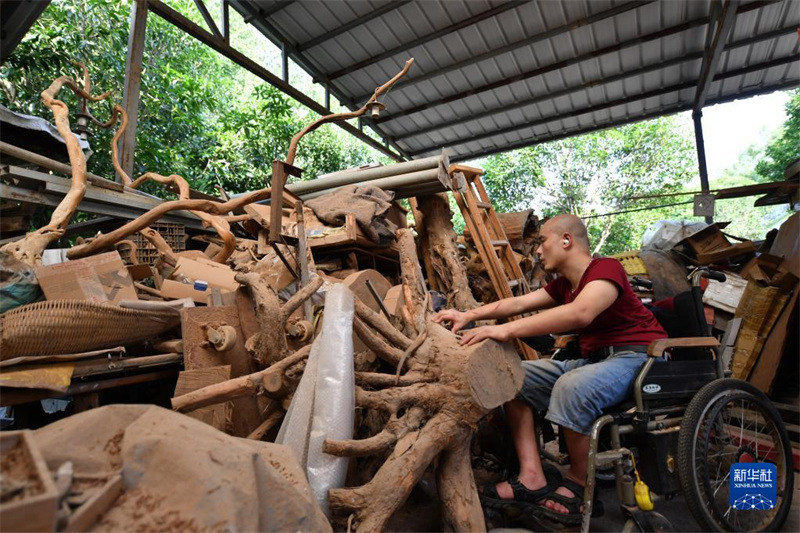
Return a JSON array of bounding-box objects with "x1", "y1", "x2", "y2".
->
[{"x1": 0, "y1": 300, "x2": 180, "y2": 359}]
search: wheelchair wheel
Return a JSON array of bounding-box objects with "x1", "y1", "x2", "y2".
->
[{"x1": 677, "y1": 379, "x2": 793, "y2": 532}]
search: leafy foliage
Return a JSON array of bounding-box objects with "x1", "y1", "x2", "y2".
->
[
  {"x1": 1, "y1": 0, "x2": 383, "y2": 197},
  {"x1": 481, "y1": 117, "x2": 696, "y2": 254},
  {"x1": 755, "y1": 89, "x2": 799, "y2": 183}
]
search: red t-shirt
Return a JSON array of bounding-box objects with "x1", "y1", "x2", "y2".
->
[{"x1": 544, "y1": 258, "x2": 666, "y2": 356}]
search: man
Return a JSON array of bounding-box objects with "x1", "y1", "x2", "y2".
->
[{"x1": 433, "y1": 214, "x2": 666, "y2": 525}]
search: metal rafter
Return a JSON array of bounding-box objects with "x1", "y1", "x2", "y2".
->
[
  {"x1": 146, "y1": 0, "x2": 404, "y2": 161},
  {"x1": 450, "y1": 78, "x2": 798, "y2": 163},
  {"x1": 373, "y1": 0, "x2": 770, "y2": 125},
  {"x1": 695, "y1": 0, "x2": 740, "y2": 110},
  {"x1": 411, "y1": 55, "x2": 797, "y2": 157},
  {"x1": 229, "y1": 0, "x2": 411, "y2": 158},
  {"x1": 348, "y1": 0, "x2": 652, "y2": 105},
  {"x1": 324, "y1": 1, "x2": 528, "y2": 82},
  {"x1": 193, "y1": 0, "x2": 221, "y2": 38},
  {"x1": 296, "y1": 0, "x2": 413, "y2": 53},
  {"x1": 394, "y1": 24, "x2": 796, "y2": 143}
]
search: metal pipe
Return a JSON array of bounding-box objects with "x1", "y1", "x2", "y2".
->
[
  {"x1": 287, "y1": 153, "x2": 445, "y2": 195},
  {"x1": 296, "y1": 167, "x2": 444, "y2": 199},
  {"x1": 583, "y1": 414, "x2": 615, "y2": 533}
]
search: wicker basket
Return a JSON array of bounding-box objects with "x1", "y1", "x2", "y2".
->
[{"x1": 0, "y1": 300, "x2": 181, "y2": 359}]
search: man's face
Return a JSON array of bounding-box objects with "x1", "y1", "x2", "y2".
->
[{"x1": 536, "y1": 223, "x2": 563, "y2": 272}]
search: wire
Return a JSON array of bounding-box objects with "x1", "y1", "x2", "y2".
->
[{"x1": 580, "y1": 200, "x2": 694, "y2": 219}]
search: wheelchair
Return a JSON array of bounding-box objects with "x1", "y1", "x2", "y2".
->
[{"x1": 567, "y1": 267, "x2": 795, "y2": 532}]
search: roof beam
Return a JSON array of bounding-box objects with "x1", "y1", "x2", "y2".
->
[
  {"x1": 348, "y1": 0, "x2": 651, "y2": 105},
  {"x1": 242, "y1": 1, "x2": 294, "y2": 23},
  {"x1": 694, "y1": 0, "x2": 739, "y2": 110},
  {"x1": 324, "y1": 1, "x2": 528, "y2": 82},
  {"x1": 394, "y1": 24, "x2": 795, "y2": 142},
  {"x1": 450, "y1": 78, "x2": 799, "y2": 163},
  {"x1": 228, "y1": 0, "x2": 411, "y2": 159},
  {"x1": 374, "y1": 0, "x2": 769, "y2": 125},
  {"x1": 146, "y1": 0, "x2": 404, "y2": 161},
  {"x1": 296, "y1": 1, "x2": 413, "y2": 53},
  {"x1": 409, "y1": 55, "x2": 797, "y2": 156},
  {"x1": 193, "y1": 0, "x2": 222, "y2": 38}
]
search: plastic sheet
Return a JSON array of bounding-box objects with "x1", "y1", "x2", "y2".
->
[
  {"x1": 641, "y1": 220, "x2": 708, "y2": 251},
  {"x1": 276, "y1": 284, "x2": 355, "y2": 514}
]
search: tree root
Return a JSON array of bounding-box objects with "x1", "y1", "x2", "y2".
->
[
  {"x1": 322, "y1": 226, "x2": 524, "y2": 532},
  {"x1": 1, "y1": 64, "x2": 116, "y2": 266},
  {"x1": 171, "y1": 344, "x2": 311, "y2": 413}
]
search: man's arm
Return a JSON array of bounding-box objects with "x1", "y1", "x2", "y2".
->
[
  {"x1": 433, "y1": 287, "x2": 558, "y2": 333},
  {"x1": 459, "y1": 280, "x2": 618, "y2": 346}
]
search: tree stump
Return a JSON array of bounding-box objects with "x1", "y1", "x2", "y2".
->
[{"x1": 325, "y1": 228, "x2": 523, "y2": 531}]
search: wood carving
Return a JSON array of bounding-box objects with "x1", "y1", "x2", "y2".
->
[
  {"x1": 415, "y1": 193, "x2": 480, "y2": 311},
  {"x1": 0, "y1": 64, "x2": 117, "y2": 266},
  {"x1": 325, "y1": 228, "x2": 523, "y2": 532}
]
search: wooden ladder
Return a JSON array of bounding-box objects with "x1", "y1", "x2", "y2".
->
[{"x1": 449, "y1": 164, "x2": 538, "y2": 360}]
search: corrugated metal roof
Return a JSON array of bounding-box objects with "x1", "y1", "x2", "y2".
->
[{"x1": 230, "y1": 0, "x2": 799, "y2": 162}]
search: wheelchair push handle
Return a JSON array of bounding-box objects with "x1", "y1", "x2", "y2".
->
[{"x1": 631, "y1": 276, "x2": 654, "y2": 290}]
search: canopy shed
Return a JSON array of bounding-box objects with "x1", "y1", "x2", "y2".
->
[{"x1": 229, "y1": 0, "x2": 798, "y2": 162}]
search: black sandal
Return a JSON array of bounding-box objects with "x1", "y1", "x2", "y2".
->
[
  {"x1": 533, "y1": 477, "x2": 603, "y2": 526},
  {"x1": 480, "y1": 463, "x2": 562, "y2": 510},
  {"x1": 481, "y1": 478, "x2": 552, "y2": 510}
]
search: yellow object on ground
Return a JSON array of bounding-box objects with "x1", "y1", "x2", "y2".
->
[
  {"x1": 611, "y1": 250, "x2": 648, "y2": 276},
  {"x1": 0, "y1": 363, "x2": 75, "y2": 391}
]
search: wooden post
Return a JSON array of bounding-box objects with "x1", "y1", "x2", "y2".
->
[{"x1": 119, "y1": 0, "x2": 148, "y2": 184}]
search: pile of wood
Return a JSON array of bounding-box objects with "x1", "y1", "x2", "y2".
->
[{"x1": 0, "y1": 62, "x2": 533, "y2": 532}]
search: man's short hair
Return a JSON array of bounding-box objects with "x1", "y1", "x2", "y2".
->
[{"x1": 545, "y1": 214, "x2": 591, "y2": 251}]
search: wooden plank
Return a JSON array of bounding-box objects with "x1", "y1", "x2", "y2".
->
[
  {"x1": 173, "y1": 365, "x2": 232, "y2": 430},
  {"x1": 65, "y1": 474, "x2": 123, "y2": 532},
  {"x1": 119, "y1": 0, "x2": 148, "y2": 183},
  {"x1": 180, "y1": 306, "x2": 261, "y2": 436}
]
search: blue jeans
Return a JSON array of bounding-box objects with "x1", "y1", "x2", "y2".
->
[{"x1": 516, "y1": 351, "x2": 649, "y2": 434}]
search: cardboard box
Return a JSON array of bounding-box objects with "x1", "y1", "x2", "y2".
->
[
  {"x1": 34, "y1": 251, "x2": 137, "y2": 303},
  {"x1": 171, "y1": 257, "x2": 238, "y2": 291},
  {"x1": 161, "y1": 279, "x2": 210, "y2": 304}
]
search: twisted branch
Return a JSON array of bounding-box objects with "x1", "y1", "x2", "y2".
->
[
  {"x1": 1, "y1": 64, "x2": 116, "y2": 266},
  {"x1": 285, "y1": 58, "x2": 413, "y2": 165}
]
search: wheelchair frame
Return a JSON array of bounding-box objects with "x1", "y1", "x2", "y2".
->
[{"x1": 580, "y1": 336, "x2": 724, "y2": 533}]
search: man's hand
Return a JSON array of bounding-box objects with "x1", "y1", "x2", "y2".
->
[
  {"x1": 432, "y1": 309, "x2": 472, "y2": 333},
  {"x1": 458, "y1": 324, "x2": 510, "y2": 346}
]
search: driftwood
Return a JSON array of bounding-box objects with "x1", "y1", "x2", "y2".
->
[
  {"x1": 0, "y1": 64, "x2": 117, "y2": 266},
  {"x1": 415, "y1": 193, "x2": 479, "y2": 311},
  {"x1": 325, "y1": 228, "x2": 523, "y2": 532},
  {"x1": 235, "y1": 272, "x2": 323, "y2": 366},
  {"x1": 285, "y1": 59, "x2": 413, "y2": 165}
]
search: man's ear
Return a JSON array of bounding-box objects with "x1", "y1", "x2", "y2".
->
[{"x1": 562, "y1": 234, "x2": 571, "y2": 247}]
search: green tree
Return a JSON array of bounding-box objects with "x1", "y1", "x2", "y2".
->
[
  {"x1": 1, "y1": 0, "x2": 384, "y2": 198},
  {"x1": 480, "y1": 116, "x2": 696, "y2": 254},
  {"x1": 755, "y1": 90, "x2": 799, "y2": 183}
]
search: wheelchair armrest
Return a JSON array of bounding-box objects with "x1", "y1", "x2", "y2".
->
[{"x1": 647, "y1": 337, "x2": 720, "y2": 358}]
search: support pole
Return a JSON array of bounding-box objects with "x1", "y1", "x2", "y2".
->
[
  {"x1": 281, "y1": 42, "x2": 289, "y2": 82},
  {"x1": 692, "y1": 109, "x2": 713, "y2": 224},
  {"x1": 324, "y1": 83, "x2": 331, "y2": 110},
  {"x1": 119, "y1": 0, "x2": 148, "y2": 184},
  {"x1": 221, "y1": 0, "x2": 229, "y2": 43}
]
